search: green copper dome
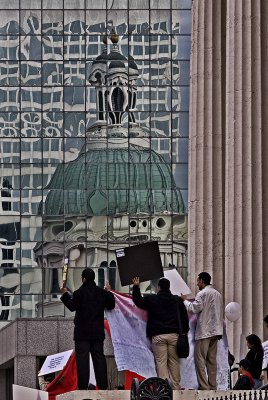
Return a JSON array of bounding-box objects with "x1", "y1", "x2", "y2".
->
[{"x1": 42, "y1": 145, "x2": 185, "y2": 216}]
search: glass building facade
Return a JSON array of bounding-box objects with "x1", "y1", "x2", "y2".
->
[{"x1": 0, "y1": 0, "x2": 191, "y2": 325}]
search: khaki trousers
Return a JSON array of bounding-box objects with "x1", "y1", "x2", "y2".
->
[
  {"x1": 194, "y1": 336, "x2": 218, "y2": 390},
  {"x1": 151, "y1": 333, "x2": 181, "y2": 390}
]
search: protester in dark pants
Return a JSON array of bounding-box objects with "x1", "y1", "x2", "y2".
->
[
  {"x1": 60, "y1": 268, "x2": 115, "y2": 390},
  {"x1": 75, "y1": 340, "x2": 107, "y2": 389}
]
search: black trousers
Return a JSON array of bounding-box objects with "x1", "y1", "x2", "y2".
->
[{"x1": 75, "y1": 339, "x2": 108, "y2": 390}]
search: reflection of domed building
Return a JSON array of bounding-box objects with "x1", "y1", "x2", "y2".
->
[{"x1": 34, "y1": 34, "x2": 187, "y2": 312}]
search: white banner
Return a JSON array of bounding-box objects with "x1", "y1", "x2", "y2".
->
[
  {"x1": 106, "y1": 292, "x2": 157, "y2": 378},
  {"x1": 180, "y1": 314, "x2": 229, "y2": 389},
  {"x1": 107, "y1": 292, "x2": 229, "y2": 389}
]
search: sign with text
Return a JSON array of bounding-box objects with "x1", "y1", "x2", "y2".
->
[
  {"x1": 13, "y1": 385, "x2": 48, "y2": 400},
  {"x1": 38, "y1": 349, "x2": 73, "y2": 377}
]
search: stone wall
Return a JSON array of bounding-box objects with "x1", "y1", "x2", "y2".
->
[{"x1": 0, "y1": 318, "x2": 74, "y2": 396}]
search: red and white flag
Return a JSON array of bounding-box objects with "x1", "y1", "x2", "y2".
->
[{"x1": 46, "y1": 352, "x2": 77, "y2": 400}]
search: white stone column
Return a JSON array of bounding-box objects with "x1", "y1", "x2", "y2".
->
[
  {"x1": 189, "y1": 0, "x2": 265, "y2": 358},
  {"x1": 189, "y1": 0, "x2": 224, "y2": 294},
  {"x1": 225, "y1": 0, "x2": 263, "y2": 357},
  {"x1": 224, "y1": 0, "x2": 244, "y2": 358},
  {"x1": 261, "y1": 0, "x2": 268, "y2": 342}
]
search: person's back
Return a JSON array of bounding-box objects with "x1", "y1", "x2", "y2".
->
[
  {"x1": 132, "y1": 277, "x2": 189, "y2": 390},
  {"x1": 246, "y1": 346, "x2": 264, "y2": 379},
  {"x1": 233, "y1": 375, "x2": 254, "y2": 390},
  {"x1": 60, "y1": 267, "x2": 115, "y2": 390},
  {"x1": 69, "y1": 281, "x2": 114, "y2": 341},
  {"x1": 194, "y1": 284, "x2": 223, "y2": 340},
  {"x1": 133, "y1": 288, "x2": 188, "y2": 338}
]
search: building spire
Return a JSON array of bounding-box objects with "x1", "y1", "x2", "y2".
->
[{"x1": 87, "y1": 30, "x2": 139, "y2": 131}]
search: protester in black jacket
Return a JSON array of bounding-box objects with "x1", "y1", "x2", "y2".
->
[
  {"x1": 60, "y1": 268, "x2": 115, "y2": 390},
  {"x1": 245, "y1": 334, "x2": 264, "y2": 389},
  {"x1": 132, "y1": 276, "x2": 189, "y2": 390}
]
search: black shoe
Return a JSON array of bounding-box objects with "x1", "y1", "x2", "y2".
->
[
  {"x1": 87, "y1": 384, "x2": 96, "y2": 390},
  {"x1": 116, "y1": 385, "x2": 125, "y2": 390}
]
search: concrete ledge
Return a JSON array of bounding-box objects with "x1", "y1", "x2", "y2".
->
[
  {"x1": 56, "y1": 389, "x2": 265, "y2": 400},
  {"x1": 56, "y1": 390, "x2": 131, "y2": 400},
  {"x1": 56, "y1": 390, "x2": 197, "y2": 400}
]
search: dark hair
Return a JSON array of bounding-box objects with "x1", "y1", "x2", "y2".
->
[
  {"x1": 81, "y1": 268, "x2": 95, "y2": 283},
  {"x1": 198, "y1": 272, "x2": 211, "y2": 285},
  {"x1": 158, "y1": 278, "x2": 170, "y2": 291},
  {"x1": 246, "y1": 334, "x2": 262, "y2": 348},
  {"x1": 44, "y1": 373, "x2": 55, "y2": 382},
  {"x1": 264, "y1": 315, "x2": 268, "y2": 324},
  {"x1": 239, "y1": 358, "x2": 251, "y2": 371},
  {"x1": 228, "y1": 351, "x2": 235, "y2": 367}
]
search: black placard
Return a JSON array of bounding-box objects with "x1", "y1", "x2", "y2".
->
[{"x1": 115, "y1": 241, "x2": 163, "y2": 286}]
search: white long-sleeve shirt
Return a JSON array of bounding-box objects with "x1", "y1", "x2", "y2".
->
[{"x1": 184, "y1": 285, "x2": 223, "y2": 340}]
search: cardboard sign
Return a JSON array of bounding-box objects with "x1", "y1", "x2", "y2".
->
[
  {"x1": 38, "y1": 349, "x2": 73, "y2": 377},
  {"x1": 13, "y1": 385, "x2": 48, "y2": 400},
  {"x1": 164, "y1": 269, "x2": 192, "y2": 295},
  {"x1": 115, "y1": 241, "x2": 163, "y2": 286}
]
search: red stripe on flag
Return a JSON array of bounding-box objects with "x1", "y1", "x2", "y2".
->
[{"x1": 46, "y1": 352, "x2": 77, "y2": 400}]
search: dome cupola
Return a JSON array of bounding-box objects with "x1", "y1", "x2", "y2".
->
[{"x1": 87, "y1": 31, "x2": 138, "y2": 127}]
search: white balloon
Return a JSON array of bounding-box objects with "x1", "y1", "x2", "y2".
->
[{"x1": 225, "y1": 302, "x2": 241, "y2": 322}]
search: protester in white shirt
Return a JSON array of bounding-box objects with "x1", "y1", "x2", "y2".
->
[{"x1": 181, "y1": 272, "x2": 223, "y2": 390}]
